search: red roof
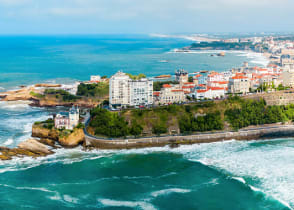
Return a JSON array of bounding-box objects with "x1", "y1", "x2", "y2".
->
[
  {"x1": 198, "y1": 84, "x2": 206, "y2": 87},
  {"x1": 268, "y1": 64, "x2": 278, "y2": 68},
  {"x1": 217, "y1": 81, "x2": 228, "y2": 84},
  {"x1": 153, "y1": 91, "x2": 160, "y2": 96},
  {"x1": 182, "y1": 86, "x2": 195, "y2": 89},
  {"x1": 197, "y1": 90, "x2": 207, "y2": 93},
  {"x1": 208, "y1": 87, "x2": 226, "y2": 91},
  {"x1": 163, "y1": 84, "x2": 172, "y2": 88},
  {"x1": 194, "y1": 74, "x2": 202, "y2": 78},
  {"x1": 235, "y1": 72, "x2": 245, "y2": 76},
  {"x1": 184, "y1": 82, "x2": 194, "y2": 85},
  {"x1": 231, "y1": 76, "x2": 248, "y2": 80},
  {"x1": 171, "y1": 89, "x2": 184, "y2": 92}
]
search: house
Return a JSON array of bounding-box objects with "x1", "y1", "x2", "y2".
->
[
  {"x1": 90, "y1": 75, "x2": 101, "y2": 82},
  {"x1": 54, "y1": 106, "x2": 79, "y2": 130},
  {"x1": 192, "y1": 87, "x2": 227, "y2": 100},
  {"x1": 228, "y1": 74, "x2": 250, "y2": 94},
  {"x1": 155, "y1": 84, "x2": 186, "y2": 104},
  {"x1": 175, "y1": 69, "x2": 189, "y2": 87}
]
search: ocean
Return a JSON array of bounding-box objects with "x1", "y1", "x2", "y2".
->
[{"x1": 0, "y1": 35, "x2": 292, "y2": 210}]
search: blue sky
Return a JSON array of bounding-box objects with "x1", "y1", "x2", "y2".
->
[{"x1": 0, "y1": 0, "x2": 293, "y2": 34}]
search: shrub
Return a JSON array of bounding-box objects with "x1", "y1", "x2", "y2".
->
[{"x1": 152, "y1": 123, "x2": 167, "y2": 136}]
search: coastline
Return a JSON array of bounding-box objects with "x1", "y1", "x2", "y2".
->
[
  {"x1": 84, "y1": 124, "x2": 294, "y2": 149},
  {"x1": 169, "y1": 49, "x2": 271, "y2": 67}
]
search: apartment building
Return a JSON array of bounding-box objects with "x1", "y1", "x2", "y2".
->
[
  {"x1": 109, "y1": 71, "x2": 153, "y2": 108},
  {"x1": 228, "y1": 75, "x2": 250, "y2": 94}
]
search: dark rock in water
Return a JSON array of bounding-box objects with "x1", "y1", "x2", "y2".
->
[
  {"x1": 169, "y1": 143, "x2": 180, "y2": 148},
  {"x1": 0, "y1": 155, "x2": 12, "y2": 160},
  {"x1": 9, "y1": 148, "x2": 40, "y2": 157},
  {"x1": 38, "y1": 138, "x2": 60, "y2": 149}
]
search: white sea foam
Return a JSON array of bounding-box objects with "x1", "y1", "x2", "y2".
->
[
  {"x1": 0, "y1": 183, "x2": 55, "y2": 193},
  {"x1": 166, "y1": 140, "x2": 294, "y2": 209},
  {"x1": 0, "y1": 101, "x2": 31, "y2": 111},
  {"x1": 237, "y1": 52, "x2": 269, "y2": 67},
  {"x1": 151, "y1": 188, "x2": 191, "y2": 197},
  {"x1": 98, "y1": 198, "x2": 156, "y2": 210},
  {"x1": 3, "y1": 138, "x2": 13, "y2": 146},
  {"x1": 0, "y1": 146, "x2": 112, "y2": 174},
  {"x1": 232, "y1": 177, "x2": 246, "y2": 184},
  {"x1": 63, "y1": 195, "x2": 79, "y2": 204}
]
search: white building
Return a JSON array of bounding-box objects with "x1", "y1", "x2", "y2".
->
[
  {"x1": 90, "y1": 75, "x2": 101, "y2": 82},
  {"x1": 228, "y1": 75, "x2": 250, "y2": 94},
  {"x1": 192, "y1": 87, "x2": 227, "y2": 100},
  {"x1": 130, "y1": 78, "x2": 153, "y2": 106},
  {"x1": 54, "y1": 106, "x2": 79, "y2": 130},
  {"x1": 282, "y1": 64, "x2": 294, "y2": 87},
  {"x1": 109, "y1": 71, "x2": 153, "y2": 108}
]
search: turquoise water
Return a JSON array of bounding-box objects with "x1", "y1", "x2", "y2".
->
[
  {"x1": 0, "y1": 35, "x2": 267, "y2": 90},
  {"x1": 1, "y1": 35, "x2": 291, "y2": 210},
  {"x1": 0, "y1": 140, "x2": 293, "y2": 209}
]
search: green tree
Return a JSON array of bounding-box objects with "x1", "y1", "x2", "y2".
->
[
  {"x1": 152, "y1": 123, "x2": 167, "y2": 136},
  {"x1": 130, "y1": 120, "x2": 143, "y2": 137}
]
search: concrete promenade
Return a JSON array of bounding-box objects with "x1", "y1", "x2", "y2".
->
[{"x1": 84, "y1": 123, "x2": 294, "y2": 149}]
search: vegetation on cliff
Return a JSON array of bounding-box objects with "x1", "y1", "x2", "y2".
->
[
  {"x1": 44, "y1": 89, "x2": 81, "y2": 102},
  {"x1": 224, "y1": 97, "x2": 294, "y2": 129},
  {"x1": 77, "y1": 82, "x2": 109, "y2": 98},
  {"x1": 88, "y1": 102, "x2": 223, "y2": 138},
  {"x1": 88, "y1": 96, "x2": 294, "y2": 138}
]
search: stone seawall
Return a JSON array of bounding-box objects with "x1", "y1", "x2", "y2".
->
[{"x1": 84, "y1": 125, "x2": 294, "y2": 149}]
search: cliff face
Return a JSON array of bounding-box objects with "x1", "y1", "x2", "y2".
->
[
  {"x1": 32, "y1": 125, "x2": 59, "y2": 141},
  {"x1": 59, "y1": 129, "x2": 85, "y2": 148},
  {"x1": 35, "y1": 99, "x2": 99, "y2": 108},
  {"x1": 32, "y1": 125, "x2": 84, "y2": 148}
]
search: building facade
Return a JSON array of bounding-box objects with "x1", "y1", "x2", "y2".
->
[
  {"x1": 175, "y1": 69, "x2": 189, "y2": 87},
  {"x1": 55, "y1": 106, "x2": 79, "y2": 130},
  {"x1": 109, "y1": 71, "x2": 131, "y2": 107},
  {"x1": 157, "y1": 84, "x2": 186, "y2": 104},
  {"x1": 109, "y1": 71, "x2": 153, "y2": 108},
  {"x1": 282, "y1": 65, "x2": 294, "y2": 88},
  {"x1": 130, "y1": 78, "x2": 153, "y2": 106},
  {"x1": 228, "y1": 75, "x2": 250, "y2": 94}
]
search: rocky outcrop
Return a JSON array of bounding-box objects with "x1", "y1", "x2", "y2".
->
[
  {"x1": 32, "y1": 125, "x2": 85, "y2": 148},
  {"x1": 32, "y1": 98, "x2": 99, "y2": 108},
  {"x1": 18, "y1": 139, "x2": 54, "y2": 155},
  {"x1": 32, "y1": 125, "x2": 59, "y2": 141},
  {"x1": 38, "y1": 138, "x2": 59, "y2": 148},
  {"x1": 59, "y1": 129, "x2": 85, "y2": 148},
  {"x1": 0, "y1": 139, "x2": 54, "y2": 161},
  {"x1": 34, "y1": 84, "x2": 61, "y2": 88},
  {"x1": 0, "y1": 87, "x2": 37, "y2": 101}
]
